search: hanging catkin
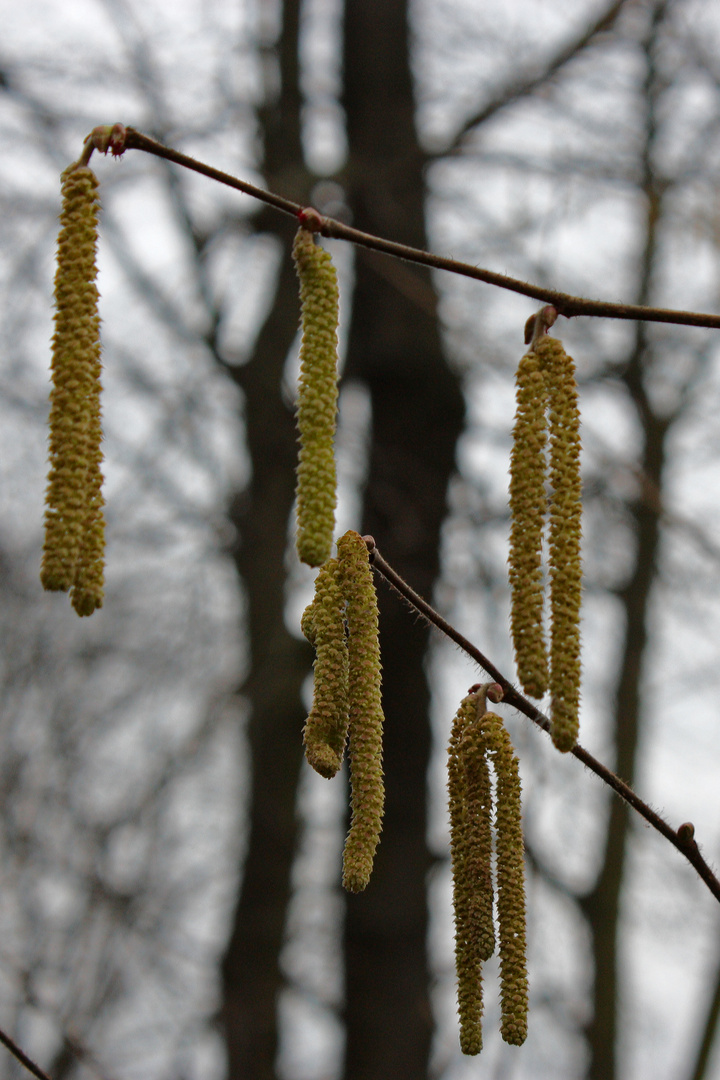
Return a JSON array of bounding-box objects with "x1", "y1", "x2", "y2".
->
[
  {"x1": 544, "y1": 337, "x2": 582, "y2": 751},
  {"x1": 448, "y1": 694, "x2": 494, "y2": 1055},
  {"x1": 508, "y1": 331, "x2": 582, "y2": 750},
  {"x1": 508, "y1": 348, "x2": 549, "y2": 699},
  {"x1": 447, "y1": 690, "x2": 528, "y2": 1054},
  {"x1": 41, "y1": 164, "x2": 105, "y2": 614},
  {"x1": 302, "y1": 558, "x2": 350, "y2": 779},
  {"x1": 293, "y1": 226, "x2": 340, "y2": 568},
  {"x1": 337, "y1": 530, "x2": 384, "y2": 893},
  {"x1": 481, "y1": 712, "x2": 528, "y2": 1046}
]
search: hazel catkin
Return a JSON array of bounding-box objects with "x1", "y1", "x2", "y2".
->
[
  {"x1": 336, "y1": 530, "x2": 384, "y2": 893},
  {"x1": 447, "y1": 690, "x2": 529, "y2": 1054},
  {"x1": 543, "y1": 337, "x2": 582, "y2": 752},
  {"x1": 41, "y1": 164, "x2": 105, "y2": 613},
  {"x1": 508, "y1": 347, "x2": 549, "y2": 699},
  {"x1": 481, "y1": 711, "x2": 528, "y2": 1046},
  {"x1": 448, "y1": 694, "x2": 494, "y2": 1055},
  {"x1": 293, "y1": 226, "x2": 340, "y2": 568},
  {"x1": 302, "y1": 558, "x2": 350, "y2": 779}
]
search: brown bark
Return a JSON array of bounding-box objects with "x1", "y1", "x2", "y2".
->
[{"x1": 341, "y1": 3, "x2": 465, "y2": 1078}]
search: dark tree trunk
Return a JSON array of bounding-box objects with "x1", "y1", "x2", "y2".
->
[
  {"x1": 219, "y1": 4, "x2": 315, "y2": 1078},
  {"x1": 342, "y1": 3, "x2": 465, "y2": 1078}
]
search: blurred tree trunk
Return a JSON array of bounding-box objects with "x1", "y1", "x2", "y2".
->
[
  {"x1": 219, "y1": 4, "x2": 314, "y2": 1078},
  {"x1": 580, "y1": 5, "x2": 673, "y2": 1077},
  {"x1": 342, "y1": 3, "x2": 465, "y2": 1078}
]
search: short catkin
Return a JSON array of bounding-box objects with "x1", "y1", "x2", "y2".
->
[
  {"x1": 544, "y1": 337, "x2": 582, "y2": 752},
  {"x1": 41, "y1": 165, "x2": 105, "y2": 614},
  {"x1": 302, "y1": 558, "x2": 350, "y2": 779},
  {"x1": 508, "y1": 347, "x2": 549, "y2": 699},
  {"x1": 336, "y1": 530, "x2": 384, "y2": 893},
  {"x1": 293, "y1": 226, "x2": 340, "y2": 568}
]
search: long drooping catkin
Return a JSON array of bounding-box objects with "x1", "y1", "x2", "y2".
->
[
  {"x1": 544, "y1": 338, "x2": 582, "y2": 752},
  {"x1": 508, "y1": 348, "x2": 549, "y2": 699},
  {"x1": 337, "y1": 530, "x2": 384, "y2": 893},
  {"x1": 293, "y1": 226, "x2": 340, "y2": 568},
  {"x1": 481, "y1": 711, "x2": 528, "y2": 1046},
  {"x1": 41, "y1": 165, "x2": 105, "y2": 613},
  {"x1": 302, "y1": 558, "x2": 350, "y2": 779},
  {"x1": 448, "y1": 694, "x2": 494, "y2": 1055},
  {"x1": 508, "y1": 332, "x2": 583, "y2": 748}
]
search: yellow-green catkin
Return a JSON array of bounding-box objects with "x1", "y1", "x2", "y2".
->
[
  {"x1": 41, "y1": 165, "x2": 105, "y2": 612},
  {"x1": 303, "y1": 558, "x2": 350, "y2": 779},
  {"x1": 544, "y1": 338, "x2": 582, "y2": 752},
  {"x1": 448, "y1": 694, "x2": 495, "y2": 1055},
  {"x1": 293, "y1": 226, "x2": 340, "y2": 568},
  {"x1": 71, "y1": 344, "x2": 105, "y2": 616},
  {"x1": 481, "y1": 712, "x2": 528, "y2": 1046},
  {"x1": 336, "y1": 530, "x2": 384, "y2": 893},
  {"x1": 508, "y1": 348, "x2": 549, "y2": 698}
]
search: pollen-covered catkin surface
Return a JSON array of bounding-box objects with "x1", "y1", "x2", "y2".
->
[
  {"x1": 545, "y1": 338, "x2": 582, "y2": 752},
  {"x1": 482, "y1": 712, "x2": 528, "y2": 1046},
  {"x1": 70, "y1": 344, "x2": 105, "y2": 616},
  {"x1": 41, "y1": 166, "x2": 105, "y2": 601},
  {"x1": 336, "y1": 530, "x2": 384, "y2": 893},
  {"x1": 448, "y1": 694, "x2": 494, "y2": 1055},
  {"x1": 509, "y1": 347, "x2": 549, "y2": 699},
  {"x1": 293, "y1": 226, "x2": 340, "y2": 568},
  {"x1": 303, "y1": 558, "x2": 349, "y2": 779}
]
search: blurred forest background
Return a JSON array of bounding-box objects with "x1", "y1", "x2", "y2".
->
[{"x1": 1, "y1": 0, "x2": 720, "y2": 1078}]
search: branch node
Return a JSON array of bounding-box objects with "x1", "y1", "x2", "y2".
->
[
  {"x1": 298, "y1": 207, "x2": 325, "y2": 233},
  {"x1": 524, "y1": 305, "x2": 558, "y2": 348},
  {"x1": 83, "y1": 123, "x2": 127, "y2": 162},
  {"x1": 677, "y1": 821, "x2": 696, "y2": 846}
]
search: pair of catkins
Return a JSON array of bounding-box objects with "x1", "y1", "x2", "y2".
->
[{"x1": 508, "y1": 332, "x2": 582, "y2": 751}]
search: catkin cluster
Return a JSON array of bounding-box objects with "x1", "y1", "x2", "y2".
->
[
  {"x1": 293, "y1": 226, "x2": 340, "y2": 568},
  {"x1": 448, "y1": 689, "x2": 528, "y2": 1054},
  {"x1": 508, "y1": 334, "x2": 582, "y2": 751},
  {"x1": 301, "y1": 530, "x2": 385, "y2": 893},
  {"x1": 41, "y1": 164, "x2": 105, "y2": 617}
]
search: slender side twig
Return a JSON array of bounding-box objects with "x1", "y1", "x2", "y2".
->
[
  {"x1": 364, "y1": 539, "x2": 720, "y2": 905},
  {"x1": 100, "y1": 128, "x2": 720, "y2": 331},
  {"x1": 0, "y1": 1026, "x2": 53, "y2": 1080}
]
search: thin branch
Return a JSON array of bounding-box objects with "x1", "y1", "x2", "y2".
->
[
  {"x1": 0, "y1": 1026, "x2": 53, "y2": 1080},
  {"x1": 98, "y1": 128, "x2": 720, "y2": 331},
  {"x1": 365, "y1": 539, "x2": 720, "y2": 905}
]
